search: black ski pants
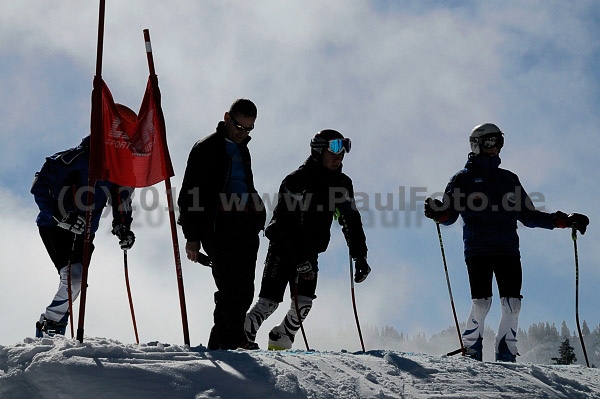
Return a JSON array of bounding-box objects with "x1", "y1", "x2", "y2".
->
[
  {"x1": 39, "y1": 226, "x2": 94, "y2": 273},
  {"x1": 465, "y1": 254, "x2": 522, "y2": 299},
  {"x1": 201, "y1": 213, "x2": 260, "y2": 350},
  {"x1": 257, "y1": 243, "x2": 318, "y2": 303}
]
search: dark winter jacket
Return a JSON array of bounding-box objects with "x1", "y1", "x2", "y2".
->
[
  {"x1": 265, "y1": 157, "x2": 368, "y2": 265},
  {"x1": 441, "y1": 153, "x2": 559, "y2": 259},
  {"x1": 31, "y1": 136, "x2": 133, "y2": 233},
  {"x1": 177, "y1": 122, "x2": 266, "y2": 240}
]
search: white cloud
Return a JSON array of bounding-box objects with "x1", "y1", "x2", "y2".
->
[{"x1": 1, "y1": 1, "x2": 599, "y2": 346}]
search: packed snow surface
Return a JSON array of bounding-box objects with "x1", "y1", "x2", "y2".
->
[{"x1": 1, "y1": 336, "x2": 599, "y2": 398}]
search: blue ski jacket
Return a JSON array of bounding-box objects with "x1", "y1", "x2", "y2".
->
[
  {"x1": 441, "y1": 153, "x2": 559, "y2": 259},
  {"x1": 31, "y1": 136, "x2": 133, "y2": 233}
]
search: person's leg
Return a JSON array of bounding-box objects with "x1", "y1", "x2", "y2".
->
[
  {"x1": 37, "y1": 227, "x2": 90, "y2": 337},
  {"x1": 494, "y1": 255, "x2": 522, "y2": 362},
  {"x1": 203, "y1": 228, "x2": 259, "y2": 349},
  {"x1": 462, "y1": 256, "x2": 494, "y2": 360},
  {"x1": 268, "y1": 257, "x2": 318, "y2": 350},
  {"x1": 244, "y1": 247, "x2": 289, "y2": 344}
]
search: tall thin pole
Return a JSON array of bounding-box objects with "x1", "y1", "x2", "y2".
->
[
  {"x1": 143, "y1": 29, "x2": 190, "y2": 345},
  {"x1": 572, "y1": 229, "x2": 590, "y2": 367},
  {"x1": 436, "y1": 222, "x2": 465, "y2": 356},
  {"x1": 123, "y1": 250, "x2": 140, "y2": 343},
  {"x1": 293, "y1": 275, "x2": 310, "y2": 351},
  {"x1": 349, "y1": 254, "x2": 366, "y2": 352},
  {"x1": 77, "y1": 0, "x2": 106, "y2": 343}
]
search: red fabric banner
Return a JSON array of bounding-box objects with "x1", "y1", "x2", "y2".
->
[{"x1": 90, "y1": 78, "x2": 174, "y2": 187}]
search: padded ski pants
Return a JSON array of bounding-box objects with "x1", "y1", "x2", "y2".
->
[
  {"x1": 496, "y1": 297, "x2": 521, "y2": 357},
  {"x1": 45, "y1": 263, "x2": 83, "y2": 324},
  {"x1": 270, "y1": 295, "x2": 313, "y2": 346},
  {"x1": 462, "y1": 297, "x2": 492, "y2": 350},
  {"x1": 39, "y1": 226, "x2": 94, "y2": 324},
  {"x1": 245, "y1": 297, "x2": 279, "y2": 342}
]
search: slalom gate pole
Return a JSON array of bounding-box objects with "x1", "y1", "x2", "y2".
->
[
  {"x1": 435, "y1": 222, "x2": 464, "y2": 356},
  {"x1": 572, "y1": 229, "x2": 590, "y2": 367},
  {"x1": 293, "y1": 274, "x2": 311, "y2": 351},
  {"x1": 349, "y1": 253, "x2": 366, "y2": 352},
  {"x1": 77, "y1": 0, "x2": 105, "y2": 343},
  {"x1": 143, "y1": 29, "x2": 190, "y2": 345}
]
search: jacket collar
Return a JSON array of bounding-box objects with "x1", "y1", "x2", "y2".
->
[
  {"x1": 465, "y1": 152, "x2": 501, "y2": 173},
  {"x1": 216, "y1": 121, "x2": 252, "y2": 146}
]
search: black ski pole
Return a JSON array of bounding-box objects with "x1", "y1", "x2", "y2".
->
[
  {"x1": 435, "y1": 222, "x2": 465, "y2": 356},
  {"x1": 349, "y1": 253, "x2": 366, "y2": 352},
  {"x1": 293, "y1": 274, "x2": 310, "y2": 351},
  {"x1": 572, "y1": 228, "x2": 590, "y2": 367}
]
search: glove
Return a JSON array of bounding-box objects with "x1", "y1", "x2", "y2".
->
[
  {"x1": 296, "y1": 260, "x2": 316, "y2": 280},
  {"x1": 424, "y1": 198, "x2": 449, "y2": 222},
  {"x1": 112, "y1": 224, "x2": 135, "y2": 250},
  {"x1": 354, "y1": 257, "x2": 371, "y2": 283},
  {"x1": 556, "y1": 212, "x2": 589, "y2": 235},
  {"x1": 54, "y1": 212, "x2": 85, "y2": 235}
]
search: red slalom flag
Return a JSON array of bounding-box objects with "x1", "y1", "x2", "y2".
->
[{"x1": 90, "y1": 78, "x2": 174, "y2": 187}]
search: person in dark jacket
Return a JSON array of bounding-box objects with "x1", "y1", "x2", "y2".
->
[
  {"x1": 424, "y1": 123, "x2": 589, "y2": 362},
  {"x1": 178, "y1": 98, "x2": 266, "y2": 350},
  {"x1": 244, "y1": 129, "x2": 371, "y2": 350},
  {"x1": 31, "y1": 133, "x2": 135, "y2": 337}
]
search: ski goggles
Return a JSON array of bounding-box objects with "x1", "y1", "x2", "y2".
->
[
  {"x1": 230, "y1": 114, "x2": 254, "y2": 133},
  {"x1": 480, "y1": 133, "x2": 504, "y2": 150},
  {"x1": 327, "y1": 138, "x2": 352, "y2": 154}
]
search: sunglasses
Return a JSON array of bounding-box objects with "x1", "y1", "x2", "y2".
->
[
  {"x1": 327, "y1": 138, "x2": 351, "y2": 154},
  {"x1": 230, "y1": 114, "x2": 254, "y2": 133},
  {"x1": 481, "y1": 133, "x2": 504, "y2": 150}
]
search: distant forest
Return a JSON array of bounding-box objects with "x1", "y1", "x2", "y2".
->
[{"x1": 326, "y1": 321, "x2": 599, "y2": 365}]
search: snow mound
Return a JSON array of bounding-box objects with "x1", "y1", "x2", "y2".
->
[{"x1": 1, "y1": 336, "x2": 599, "y2": 398}]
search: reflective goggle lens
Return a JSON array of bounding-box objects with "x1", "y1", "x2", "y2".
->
[
  {"x1": 328, "y1": 138, "x2": 351, "y2": 154},
  {"x1": 481, "y1": 134, "x2": 504, "y2": 149}
]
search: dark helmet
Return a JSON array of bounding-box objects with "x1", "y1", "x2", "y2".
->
[
  {"x1": 116, "y1": 103, "x2": 138, "y2": 122},
  {"x1": 310, "y1": 129, "x2": 351, "y2": 161}
]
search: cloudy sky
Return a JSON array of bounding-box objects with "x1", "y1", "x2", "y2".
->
[{"x1": 1, "y1": 1, "x2": 599, "y2": 351}]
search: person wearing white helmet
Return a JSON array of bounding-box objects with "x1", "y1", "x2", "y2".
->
[{"x1": 424, "y1": 123, "x2": 589, "y2": 362}]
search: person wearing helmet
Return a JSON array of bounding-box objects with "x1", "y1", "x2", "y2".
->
[
  {"x1": 424, "y1": 123, "x2": 589, "y2": 362},
  {"x1": 244, "y1": 129, "x2": 371, "y2": 350},
  {"x1": 177, "y1": 99, "x2": 266, "y2": 350},
  {"x1": 31, "y1": 105, "x2": 136, "y2": 337}
]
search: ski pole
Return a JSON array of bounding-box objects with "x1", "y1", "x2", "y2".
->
[
  {"x1": 435, "y1": 222, "x2": 465, "y2": 356},
  {"x1": 293, "y1": 274, "x2": 310, "y2": 351},
  {"x1": 349, "y1": 253, "x2": 366, "y2": 352},
  {"x1": 572, "y1": 228, "x2": 590, "y2": 367},
  {"x1": 123, "y1": 249, "x2": 139, "y2": 344},
  {"x1": 117, "y1": 192, "x2": 139, "y2": 344},
  {"x1": 67, "y1": 184, "x2": 77, "y2": 338}
]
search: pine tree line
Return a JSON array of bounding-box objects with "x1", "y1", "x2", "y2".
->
[{"x1": 330, "y1": 321, "x2": 599, "y2": 365}]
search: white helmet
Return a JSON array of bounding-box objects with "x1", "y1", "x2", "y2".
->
[{"x1": 469, "y1": 123, "x2": 503, "y2": 154}]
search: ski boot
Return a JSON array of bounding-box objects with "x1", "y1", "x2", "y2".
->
[
  {"x1": 35, "y1": 314, "x2": 67, "y2": 338},
  {"x1": 464, "y1": 336, "x2": 483, "y2": 361},
  {"x1": 268, "y1": 329, "x2": 294, "y2": 351}
]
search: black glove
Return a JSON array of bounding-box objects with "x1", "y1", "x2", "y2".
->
[
  {"x1": 296, "y1": 260, "x2": 316, "y2": 280},
  {"x1": 556, "y1": 212, "x2": 589, "y2": 235},
  {"x1": 424, "y1": 198, "x2": 449, "y2": 222},
  {"x1": 53, "y1": 212, "x2": 85, "y2": 234},
  {"x1": 112, "y1": 224, "x2": 136, "y2": 250},
  {"x1": 354, "y1": 257, "x2": 371, "y2": 283}
]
